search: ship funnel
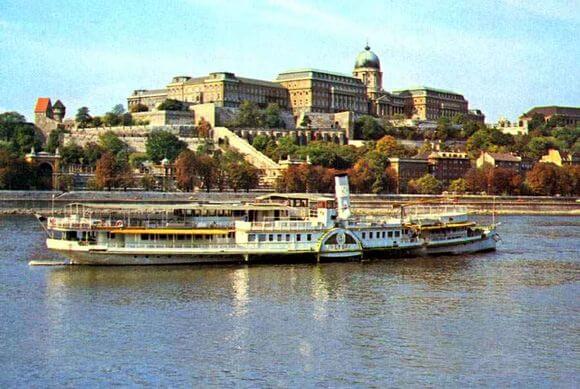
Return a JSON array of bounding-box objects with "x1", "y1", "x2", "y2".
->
[{"x1": 335, "y1": 174, "x2": 351, "y2": 220}]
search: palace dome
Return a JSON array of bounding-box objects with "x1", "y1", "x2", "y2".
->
[{"x1": 354, "y1": 45, "x2": 380, "y2": 69}]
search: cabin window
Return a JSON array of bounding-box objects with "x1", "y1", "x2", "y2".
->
[
  {"x1": 388, "y1": 231, "x2": 393, "y2": 238},
  {"x1": 141, "y1": 234, "x2": 149, "y2": 240},
  {"x1": 277, "y1": 234, "x2": 282, "y2": 241},
  {"x1": 382, "y1": 231, "x2": 386, "y2": 238},
  {"x1": 248, "y1": 234, "x2": 256, "y2": 242},
  {"x1": 177, "y1": 235, "x2": 186, "y2": 241},
  {"x1": 394, "y1": 231, "x2": 400, "y2": 238},
  {"x1": 369, "y1": 231, "x2": 374, "y2": 239},
  {"x1": 285, "y1": 234, "x2": 291, "y2": 241},
  {"x1": 362, "y1": 232, "x2": 366, "y2": 239},
  {"x1": 268, "y1": 234, "x2": 274, "y2": 242},
  {"x1": 297, "y1": 234, "x2": 301, "y2": 242},
  {"x1": 159, "y1": 234, "x2": 167, "y2": 240},
  {"x1": 307, "y1": 234, "x2": 312, "y2": 241},
  {"x1": 109, "y1": 233, "x2": 116, "y2": 239},
  {"x1": 258, "y1": 234, "x2": 266, "y2": 242}
]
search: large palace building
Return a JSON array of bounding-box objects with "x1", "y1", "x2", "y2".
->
[{"x1": 127, "y1": 46, "x2": 481, "y2": 122}]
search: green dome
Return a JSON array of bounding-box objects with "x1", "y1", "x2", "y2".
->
[{"x1": 354, "y1": 45, "x2": 380, "y2": 69}]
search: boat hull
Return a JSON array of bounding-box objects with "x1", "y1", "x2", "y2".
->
[{"x1": 419, "y1": 233, "x2": 497, "y2": 256}]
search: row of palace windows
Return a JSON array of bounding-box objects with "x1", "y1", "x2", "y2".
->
[
  {"x1": 361, "y1": 230, "x2": 401, "y2": 240},
  {"x1": 248, "y1": 233, "x2": 313, "y2": 242}
]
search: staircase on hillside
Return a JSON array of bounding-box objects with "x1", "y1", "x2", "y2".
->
[{"x1": 212, "y1": 127, "x2": 282, "y2": 189}]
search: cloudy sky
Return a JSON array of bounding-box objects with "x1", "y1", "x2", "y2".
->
[{"x1": 0, "y1": 0, "x2": 578, "y2": 122}]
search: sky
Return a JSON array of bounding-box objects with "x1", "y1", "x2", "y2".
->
[{"x1": 0, "y1": 0, "x2": 578, "y2": 122}]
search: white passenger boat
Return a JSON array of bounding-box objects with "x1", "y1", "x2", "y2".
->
[{"x1": 38, "y1": 175, "x2": 499, "y2": 265}]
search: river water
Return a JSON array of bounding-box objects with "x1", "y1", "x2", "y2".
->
[{"x1": 0, "y1": 215, "x2": 578, "y2": 387}]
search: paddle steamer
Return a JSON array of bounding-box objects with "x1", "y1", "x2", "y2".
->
[{"x1": 39, "y1": 175, "x2": 499, "y2": 265}]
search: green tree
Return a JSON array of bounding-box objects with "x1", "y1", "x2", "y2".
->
[
  {"x1": 60, "y1": 143, "x2": 85, "y2": 164},
  {"x1": 46, "y1": 128, "x2": 68, "y2": 153},
  {"x1": 130, "y1": 103, "x2": 149, "y2": 113},
  {"x1": 157, "y1": 99, "x2": 184, "y2": 111},
  {"x1": 146, "y1": 130, "x2": 187, "y2": 163},
  {"x1": 12, "y1": 124, "x2": 41, "y2": 154},
  {"x1": 252, "y1": 135, "x2": 273, "y2": 152},
  {"x1": 448, "y1": 178, "x2": 468, "y2": 194},
  {"x1": 355, "y1": 115, "x2": 384, "y2": 140},
  {"x1": 408, "y1": 174, "x2": 442, "y2": 194},
  {"x1": 263, "y1": 103, "x2": 284, "y2": 128},
  {"x1": 526, "y1": 136, "x2": 564, "y2": 160},
  {"x1": 230, "y1": 100, "x2": 263, "y2": 127},
  {"x1": 300, "y1": 115, "x2": 312, "y2": 128},
  {"x1": 0, "y1": 112, "x2": 26, "y2": 140},
  {"x1": 0, "y1": 149, "x2": 36, "y2": 189},
  {"x1": 75, "y1": 107, "x2": 92, "y2": 128},
  {"x1": 83, "y1": 142, "x2": 105, "y2": 166},
  {"x1": 128, "y1": 152, "x2": 148, "y2": 170},
  {"x1": 98, "y1": 131, "x2": 129, "y2": 156},
  {"x1": 527, "y1": 113, "x2": 545, "y2": 132}
]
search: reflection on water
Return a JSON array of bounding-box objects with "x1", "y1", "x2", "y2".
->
[{"x1": 0, "y1": 215, "x2": 579, "y2": 386}]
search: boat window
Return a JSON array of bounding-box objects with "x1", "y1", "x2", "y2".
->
[
  {"x1": 258, "y1": 234, "x2": 266, "y2": 242},
  {"x1": 297, "y1": 234, "x2": 301, "y2": 242},
  {"x1": 369, "y1": 231, "x2": 373, "y2": 239},
  {"x1": 362, "y1": 232, "x2": 366, "y2": 239},
  {"x1": 177, "y1": 235, "x2": 186, "y2": 241},
  {"x1": 109, "y1": 233, "x2": 116, "y2": 239},
  {"x1": 159, "y1": 234, "x2": 167, "y2": 240},
  {"x1": 285, "y1": 234, "x2": 291, "y2": 241},
  {"x1": 268, "y1": 234, "x2": 274, "y2": 242},
  {"x1": 277, "y1": 234, "x2": 282, "y2": 241},
  {"x1": 307, "y1": 234, "x2": 312, "y2": 241},
  {"x1": 248, "y1": 234, "x2": 256, "y2": 242},
  {"x1": 141, "y1": 234, "x2": 149, "y2": 240},
  {"x1": 394, "y1": 231, "x2": 400, "y2": 237},
  {"x1": 388, "y1": 231, "x2": 393, "y2": 238},
  {"x1": 382, "y1": 231, "x2": 386, "y2": 238}
]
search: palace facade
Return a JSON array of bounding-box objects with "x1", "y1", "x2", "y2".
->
[{"x1": 127, "y1": 46, "x2": 481, "y2": 123}]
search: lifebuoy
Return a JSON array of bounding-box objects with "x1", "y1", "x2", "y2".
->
[
  {"x1": 115, "y1": 220, "x2": 124, "y2": 228},
  {"x1": 48, "y1": 217, "x2": 57, "y2": 227}
]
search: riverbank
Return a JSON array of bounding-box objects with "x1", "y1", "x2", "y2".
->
[{"x1": 1, "y1": 190, "x2": 578, "y2": 216}]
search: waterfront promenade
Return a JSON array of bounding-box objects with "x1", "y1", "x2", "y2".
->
[{"x1": 1, "y1": 190, "x2": 578, "y2": 215}]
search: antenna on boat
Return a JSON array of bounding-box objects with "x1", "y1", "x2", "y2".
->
[{"x1": 492, "y1": 195, "x2": 496, "y2": 226}]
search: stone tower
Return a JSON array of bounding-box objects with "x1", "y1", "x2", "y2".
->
[
  {"x1": 352, "y1": 45, "x2": 383, "y2": 100},
  {"x1": 52, "y1": 100, "x2": 66, "y2": 123}
]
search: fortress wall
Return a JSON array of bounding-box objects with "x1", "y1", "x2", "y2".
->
[{"x1": 63, "y1": 125, "x2": 203, "y2": 153}]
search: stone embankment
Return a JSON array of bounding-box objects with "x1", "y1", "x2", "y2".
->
[{"x1": 0, "y1": 190, "x2": 578, "y2": 216}]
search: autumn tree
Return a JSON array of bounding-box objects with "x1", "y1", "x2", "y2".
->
[
  {"x1": 174, "y1": 149, "x2": 198, "y2": 191},
  {"x1": 229, "y1": 161, "x2": 261, "y2": 192},
  {"x1": 197, "y1": 117, "x2": 212, "y2": 138},
  {"x1": 95, "y1": 152, "x2": 117, "y2": 190},
  {"x1": 525, "y1": 163, "x2": 578, "y2": 196}
]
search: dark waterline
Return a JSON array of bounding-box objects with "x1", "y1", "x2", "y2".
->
[{"x1": 0, "y1": 215, "x2": 578, "y2": 387}]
